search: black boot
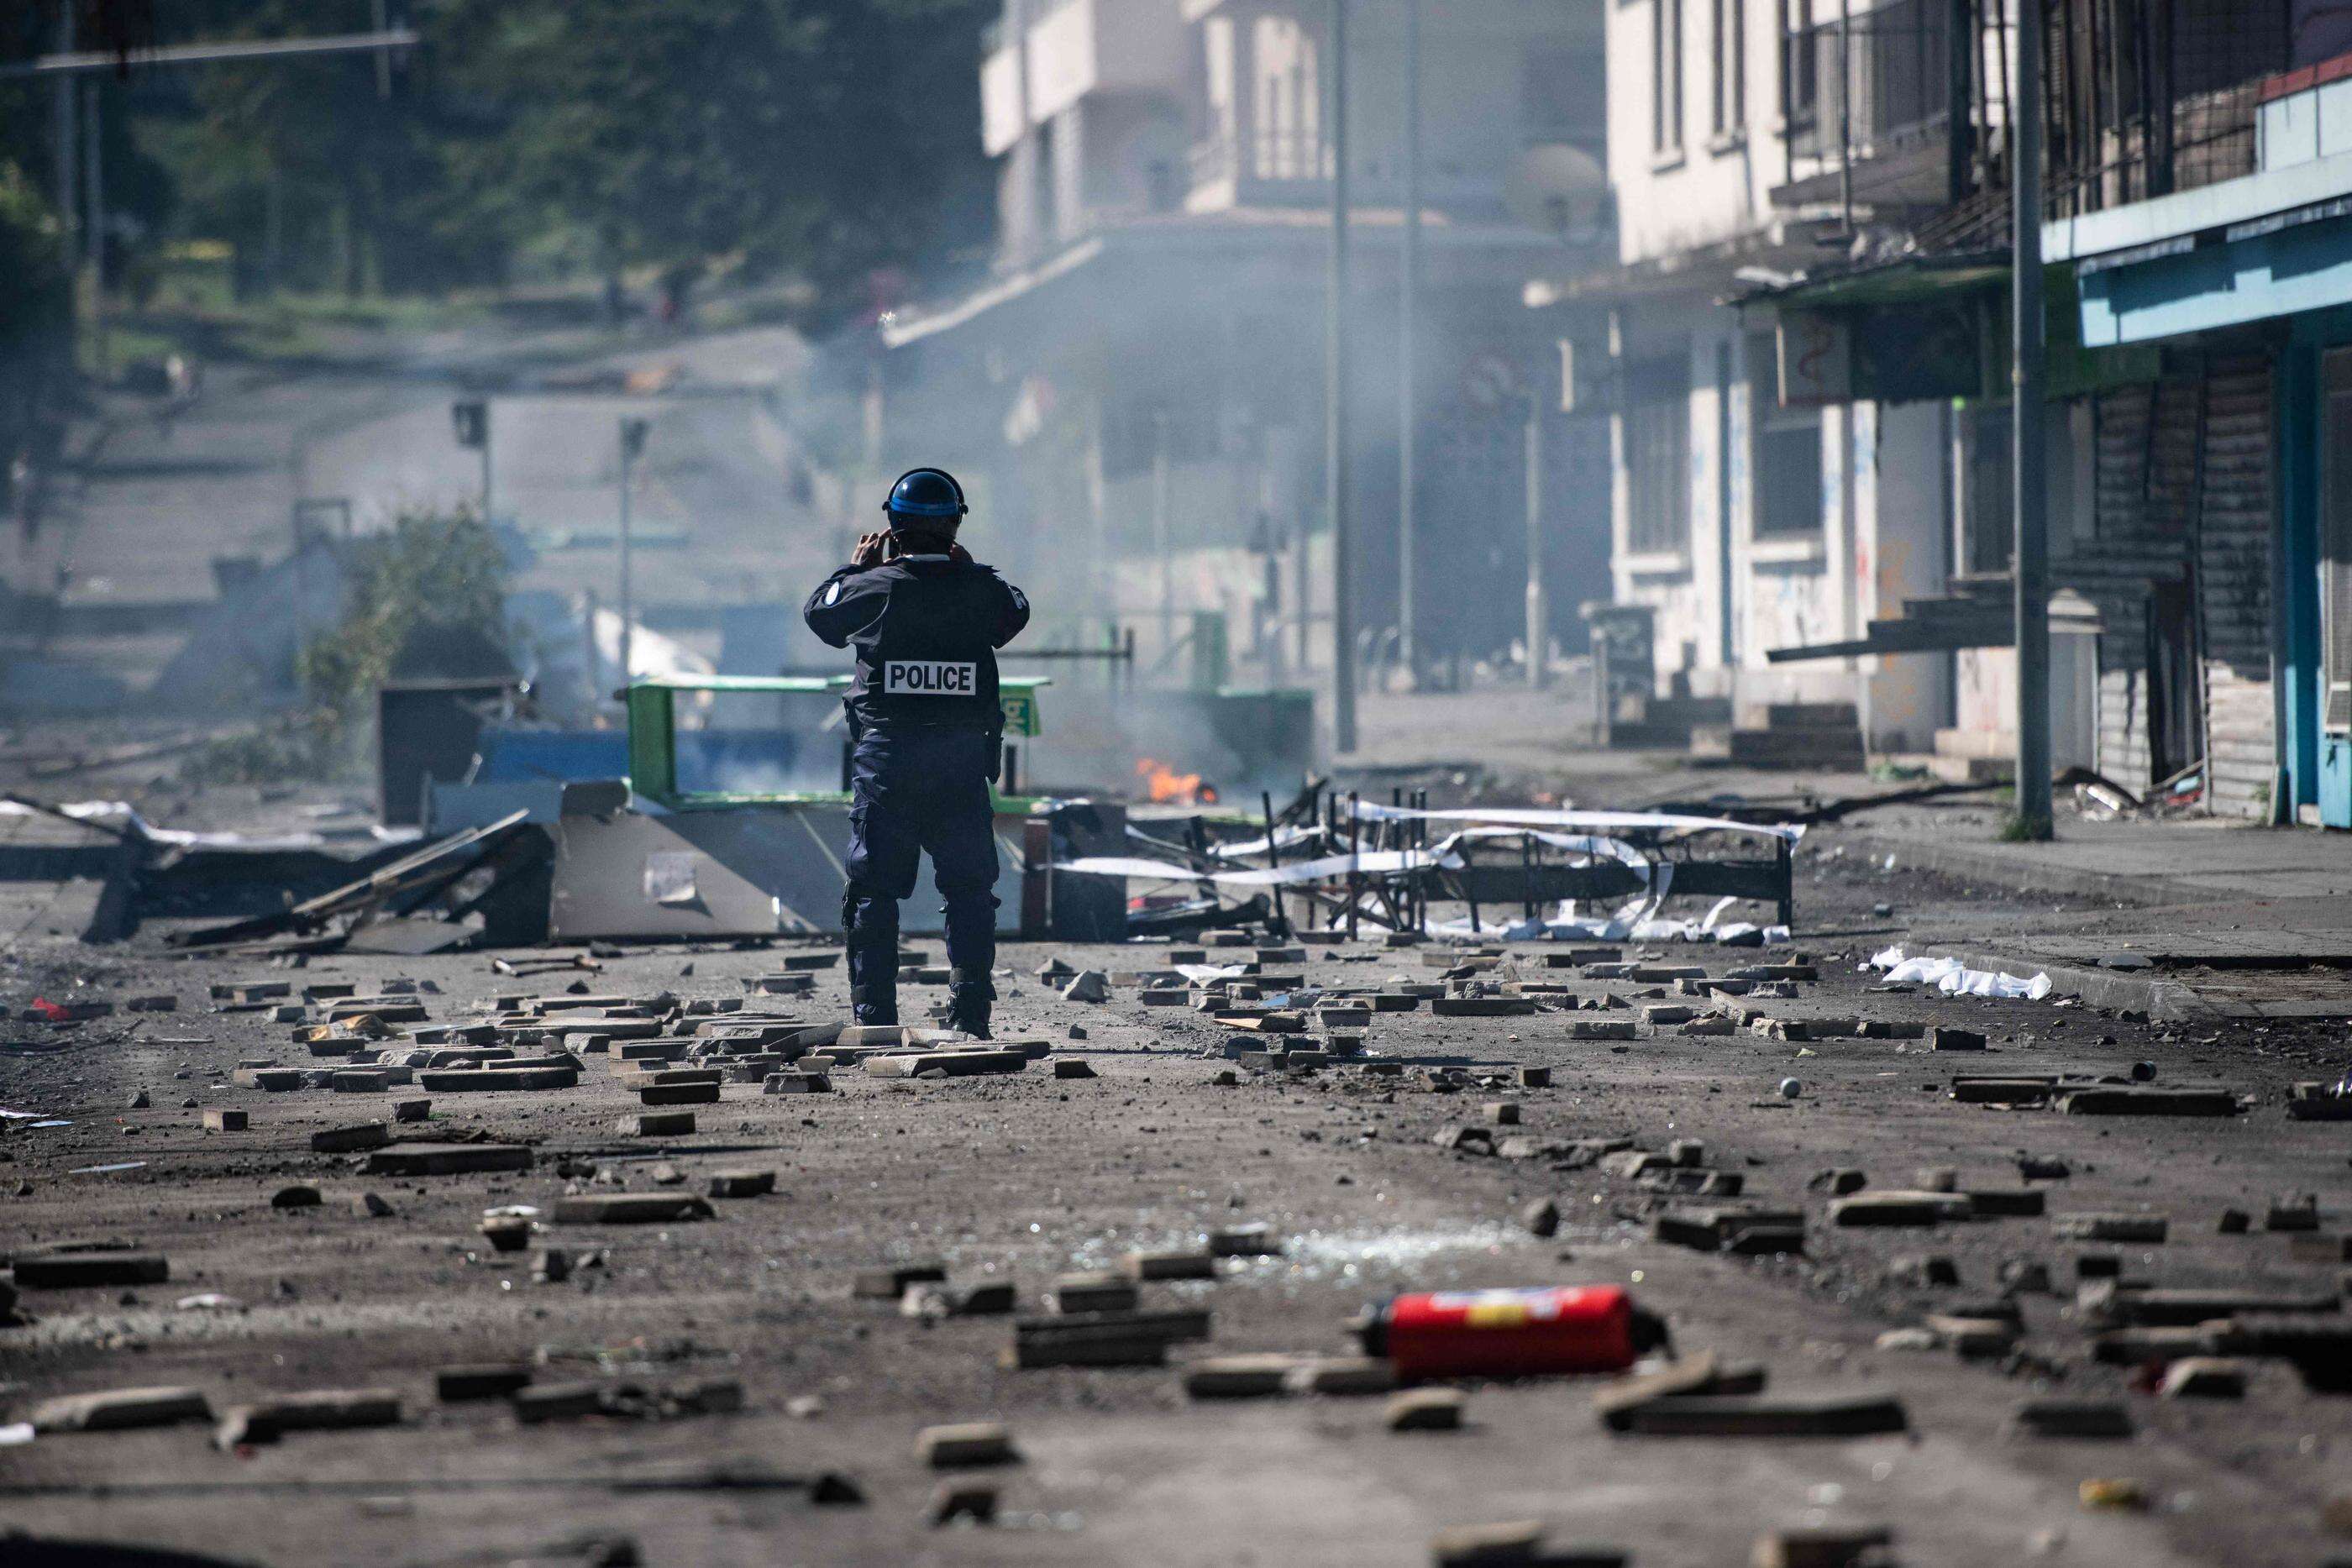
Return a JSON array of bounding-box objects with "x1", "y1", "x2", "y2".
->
[
  {"x1": 946, "y1": 968, "x2": 994, "y2": 1040},
  {"x1": 843, "y1": 890, "x2": 899, "y2": 1026}
]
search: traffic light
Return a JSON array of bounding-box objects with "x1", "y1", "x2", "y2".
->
[{"x1": 451, "y1": 399, "x2": 488, "y2": 449}]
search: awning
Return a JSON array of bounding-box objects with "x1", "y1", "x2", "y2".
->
[{"x1": 1767, "y1": 589, "x2": 2103, "y2": 663}]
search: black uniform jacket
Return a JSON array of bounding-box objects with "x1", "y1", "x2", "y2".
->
[{"x1": 802, "y1": 553, "x2": 1031, "y2": 731}]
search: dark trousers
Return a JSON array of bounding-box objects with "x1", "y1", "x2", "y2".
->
[{"x1": 842, "y1": 725, "x2": 1000, "y2": 1025}]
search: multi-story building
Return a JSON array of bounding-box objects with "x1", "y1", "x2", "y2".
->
[
  {"x1": 1560, "y1": 0, "x2": 2352, "y2": 825},
  {"x1": 869, "y1": 0, "x2": 1613, "y2": 723},
  {"x1": 1538, "y1": 0, "x2": 1996, "y2": 763}
]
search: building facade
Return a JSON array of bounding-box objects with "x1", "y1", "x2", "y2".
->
[{"x1": 866, "y1": 0, "x2": 1614, "y2": 716}]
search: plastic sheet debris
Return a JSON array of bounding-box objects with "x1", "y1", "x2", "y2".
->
[
  {"x1": 67, "y1": 1161, "x2": 149, "y2": 1175},
  {"x1": 1869, "y1": 947, "x2": 2054, "y2": 1000}
]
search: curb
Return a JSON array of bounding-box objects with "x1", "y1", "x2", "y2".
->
[
  {"x1": 1917, "y1": 946, "x2": 2232, "y2": 1025},
  {"x1": 1832, "y1": 829, "x2": 2206, "y2": 907}
]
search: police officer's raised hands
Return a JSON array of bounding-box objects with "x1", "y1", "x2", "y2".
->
[{"x1": 852, "y1": 531, "x2": 890, "y2": 568}]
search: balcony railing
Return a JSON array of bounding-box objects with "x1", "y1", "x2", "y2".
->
[
  {"x1": 1188, "y1": 127, "x2": 1332, "y2": 191},
  {"x1": 1786, "y1": 0, "x2": 1952, "y2": 165}
]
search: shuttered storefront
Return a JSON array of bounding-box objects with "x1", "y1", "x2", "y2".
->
[
  {"x1": 2195, "y1": 355, "x2": 2277, "y2": 817},
  {"x1": 2074, "y1": 351, "x2": 2276, "y2": 816}
]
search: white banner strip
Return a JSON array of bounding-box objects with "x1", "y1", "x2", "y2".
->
[
  {"x1": 1053, "y1": 847, "x2": 1461, "y2": 887},
  {"x1": 1349, "y1": 800, "x2": 1804, "y2": 843}
]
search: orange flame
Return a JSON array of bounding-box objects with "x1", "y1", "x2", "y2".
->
[{"x1": 1136, "y1": 756, "x2": 1219, "y2": 805}]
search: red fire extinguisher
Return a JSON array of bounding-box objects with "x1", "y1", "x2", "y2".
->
[{"x1": 1357, "y1": 1285, "x2": 1668, "y2": 1381}]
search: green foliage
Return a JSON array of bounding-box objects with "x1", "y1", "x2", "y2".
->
[
  {"x1": 297, "y1": 505, "x2": 510, "y2": 725},
  {"x1": 0, "y1": 161, "x2": 70, "y2": 349},
  {"x1": 1997, "y1": 811, "x2": 2054, "y2": 842},
  {"x1": 104, "y1": 0, "x2": 995, "y2": 318}
]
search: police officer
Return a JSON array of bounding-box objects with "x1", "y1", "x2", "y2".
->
[{"x1": 804, "y1": 468, "x2": 1030, "y2": 1038}]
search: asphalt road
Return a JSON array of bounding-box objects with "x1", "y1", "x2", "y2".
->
[{"x1": 4, "y1": 852, "x2": 2350, "y2": 1567}]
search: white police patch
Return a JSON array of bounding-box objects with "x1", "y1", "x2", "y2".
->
[
  {"x1": 883, "y1": 660, "x2": 977, "y2": 695},
  {"x1": 822, "y1": 581, "x2": 842, "y2": 606}
]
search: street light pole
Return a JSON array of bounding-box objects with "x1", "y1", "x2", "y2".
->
[
  {"x1": 2012, "y1": 0, "x2": 2052, "y2": 836},
  {"x1": 1525, "y1": 392, "x2": 1546, "y2": 690},
  {"x1": 618, "y1": 416, "x2": 652, "y2": 690},
  {"x1": 1398, "y1": 0, "x2": 1420, "y2": 686},
  {"x1": 1326, "y1": 0, "x2": 1357, "y2": 754}
]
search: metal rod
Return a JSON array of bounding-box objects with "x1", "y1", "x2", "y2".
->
[
  {"x1": 1398, "y1": 0, "x2": 1420, "y2": 682},
  {"x1": 85, "y1": 77, "x2": 105, "y2": 380},
  {"x1": 1326, "y1": 0, "x2": 1357, "y2": 754},
  {"x1": 618, "y1": 422, "x2": 636, "y2": 689},
  {"x1": 1525, "y1": 391, "x2": 1546, "y2": 689},
  {"x1": 0, "y1": 29, "x2": 422, "y2": 79},
  {"x1": 1346, "y1": 790, "x2": 1361, "y2": 942},
  {"x1": 1263, "y1": 789, "x2": 1285, "y2": 936},
  {"x1": 1838, "y1": 0, "x2": 1855, "y2": 235},
  {"x1": 2012, "y1": 0, "x2": 2052, "y2": 836}
]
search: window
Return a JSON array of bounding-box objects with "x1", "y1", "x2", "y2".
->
[
  {"x1": 1625, "y1": 355, "x2": 1691, "y2": 556},
  {"x1": 1781, "y1": 0, "x2": 1817, "y2": 124},
  {"x1": 1712, "y1": 0, "x2": 1745, "y2": 136},
  {"x1": 1652, "y1": 0, "x2": 1684, "y2": 155},
  {"x1": 1956, "y1": 401, "x2": 2013, "y2": 576},
  {"x1": 1755, "y1": 415, "x2": 1822, "y2": 536}
]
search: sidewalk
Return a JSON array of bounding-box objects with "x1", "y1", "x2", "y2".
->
[{"x1": 1345, "y1": 689, "x2": 2352, "y2": 1021}]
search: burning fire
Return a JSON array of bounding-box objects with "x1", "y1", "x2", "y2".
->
[{"x1": 1136, "y1": 756, "x2": 1219, "y2": 805}]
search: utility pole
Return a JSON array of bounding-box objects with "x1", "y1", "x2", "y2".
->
[
  {"x1": 1524, "y1": 391, "x2": 1546, "y2": 690},
  {"x1": 1152, "y1": 409, "x2": 1173, "y2": 645},
  {"x1": 2012, "y1": 0, "x2": 2052, "y2": 836},
  {"x1": 1326, "y1": 0, "x2": 1357, "y2": 753},
  {"x1": 618, "y1": 416, "x2": 652, "y2": 690},
  {"x1": 1397, "y1": 0, "x2": 1420, "y2": 686},
  {"x1": 53, "y1": 8, "x2": 75, "y2": 294},
  {"x1": 86, "y1": 77, "x2": 107, "y2": 380}
]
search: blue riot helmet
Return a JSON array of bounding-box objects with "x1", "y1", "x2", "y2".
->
[{"x1": 883, "y1": 467, "x2": 969, "y2": 526}]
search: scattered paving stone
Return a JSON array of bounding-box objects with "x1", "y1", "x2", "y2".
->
[
  {"x1": 270, "y1": 1185, "x2": 322, "y2": 1210},
  {"x1": 1485, "y1": 1100, "x2": 1521, "y2": 1125},
  {"x1": 1891, "y1": 1255, "x2": 1960, "y2": 1287},
  {"x1": 1809, "y1": 1168, "x2": 1867, "y2": 1195},
  {"x1": 764, "y1": 1071, "x2": 834, "y2": 1094},
  {"x1": 2054, "y1": 1214, "x2": 2168, "y2": 1244},
  {"x1": 215, "y1": 1388, "x2": 401, "y2": 1448},
  {"x1": 1047, "y1": 1272, "x2": 1137, "y2": 1315},
  {"x1": 2160, "y1": 1357, "x2": 2250, "y2": 1399},
  {"x1": 927, "y1": 1478, "x2": 1000, "y2": 1527},
  {"x1": 13, "y1": 1249, "x2": 170, "y2": 1288},
  {"x1": 125, "y1": 1089, "x2": 150, "y2": 1109},
  {"x1": 1516, "y1": 1065, "x2": 1552, "y2": 1088},
  {"x1": 30, "y1": 1385, "x2": 211, "y2": 1432},
  {"x1": 1569, "y1": 1020, "x2": 1636, "y2": 1041},
  {"x1": 903, "y1": 1280, "x2": 1017, "y2": 1318},
  {"x1": 1060, "y1": 971, "x2": 1110, "y2": 1004},
  {"x1": 1615, "y1": 1391, "x2": 1907, "y2": 1437},
  {"x1": 707, "y1": 1169, "x2": 775, "y2": 1199},
  {"x1": 1590, "y1": 1351, "x2": 1765, "y2": 1430},
  {"x1": 358, "y1": 1142, "x2": 532, "y2": 1177},
  {"x1": 1667, "y1": 1139, "x2": 1705, "y2": 1168},
  {"x1": 1124, "y1": 1250, "x2": 1215, "y2": 1282},
  {"x1": 1998, "y1": 1260, "x2": 2054, "y2": 1294},
  {"x1": 1430, "y1": 1521, "x2": 1627, "y2": 1568},
  {"x1": 202, "y1": 1108, "x2": 247, "y2": 1133},
  {"x1": 436, "y1": 1364, "x2": 534, "y2": 1403},
  {"x1": 856, "y1": 1262, "x2": 949, "y2": 1299},
  {"x1": 638, "y1": 1081, "x2": 719, "y2": 1106},
  {"x1": 918, "y1": 1421, "x2": 1019, "y2": 1468},
  {"x1": 1830, "y1": 1192, "x2": 1972, "y2": 1227},
  {"x1": 622, "y1": 1111, "x2": 696, "y2": 1137},
  {"x1": 1005, "y1": 1309, "x2": 1208, "y2": 1368},
  {"x1": 2218, "y1": 1207, "x2": 2253, "y2": 1235},
  {"x1": 549, "y1": 1193, "x2": 715, "y2": 1225},
  {"x1": 1185, "y1": 1353, "x2": 1304, "y2": 1399},
  {"x1": 1929, "y1": 1027, "x2": 1987, "y2": 1052},
  {"x1": 1679, "y1": 1016, "x2": 1737, "y2": 1037},
  {"x1": 351, "y1": 1191, "x2": 394, "y2": 1218},
  {"x1": 1208, "y1": 1225, "x2": 1283, "y2": 1257},
  {"x1": 308, "y1": 1123, "x2": 391, "y2": 1155},
  {"x1": 2013, "y1": 1398, "x2": 2134, "y2": 1439},
  {"x1": 1751, "y1": 1527, "x2": 1895, "y2": 1568},
  {"x1": 2268, "y1": 1194, "x2": 2322, "y2": 1232},
  {"x1": 1386, "y1": 1387, "x2": 1467, "y2": 1431},
  {"x1": 2018, "y1": 1155, "x2": 2071, "y2": 1182},
  {"x1": 1284, "y1": 1357, "x2": 1397, "y2": 1397},
  {"x1": 2056, "y1": 1086, "x2": 2239, "y2": 1117},
  {"x1": 1052, "y1": 1058, "x2": 1097, "y2": 1079},
  {"x1": 479, "y1": 1215, "x2": 532, "y2": 1252},
  {"x1": 512, "y1": 1382, "x2": 608, "y2": 1424}
]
